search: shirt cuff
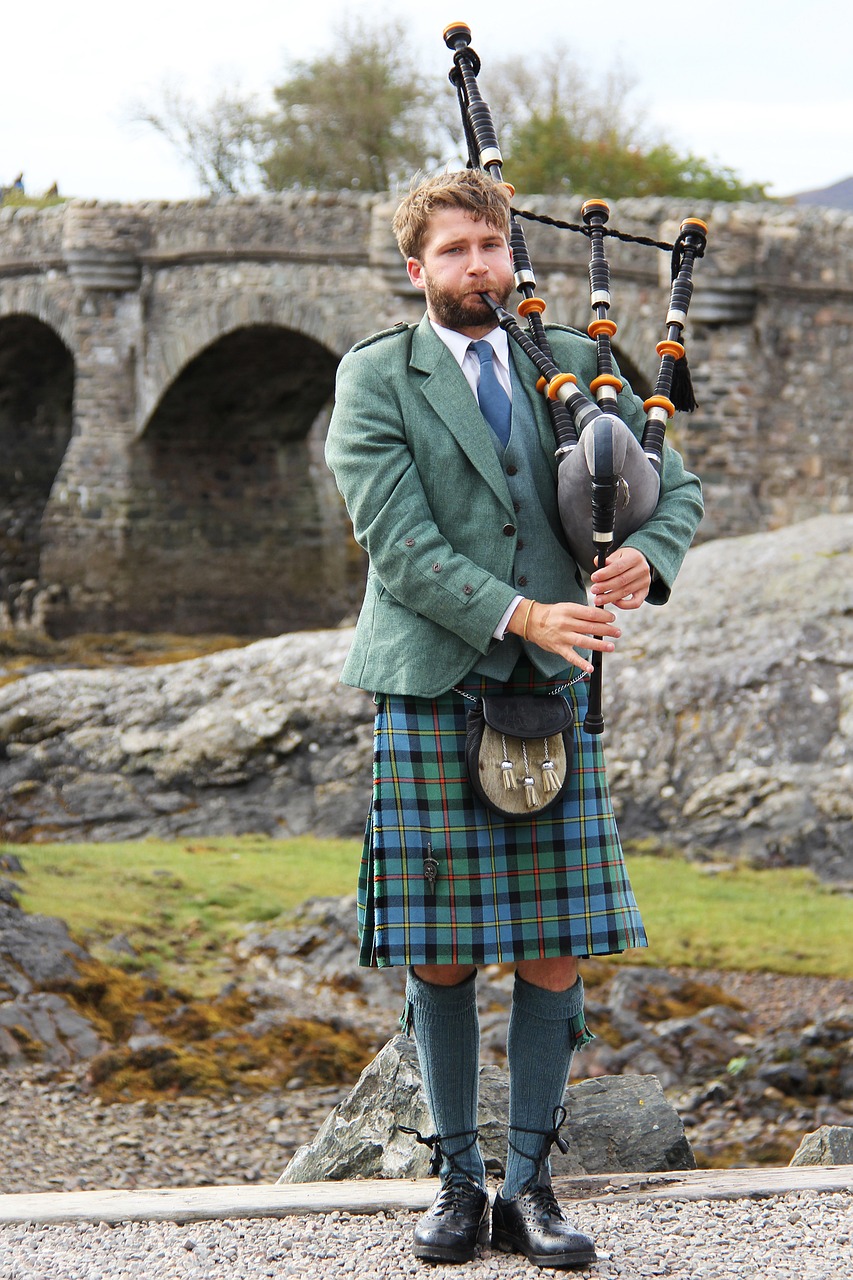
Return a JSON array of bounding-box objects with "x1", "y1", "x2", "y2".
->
[{"x1": 493, "y1": 595, "x2": 524, "y2": 640}]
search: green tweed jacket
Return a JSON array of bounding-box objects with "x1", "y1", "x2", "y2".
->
[{"x1": 325, "y1": 314, "x2": 703, "y2": 697}]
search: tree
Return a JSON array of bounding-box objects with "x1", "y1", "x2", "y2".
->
[
  {"x1": 134, "y1": 81, "x2": 266, "y2": 195},
  {"x1": 261, "y1": 19, "x2": 445, "y2": 192},
  {"x1": 490, "y1": 48, "x2": 767, "y2": 201},
  {"x1": 135, "y1": 29, "x2": 767, "y2": 203}
]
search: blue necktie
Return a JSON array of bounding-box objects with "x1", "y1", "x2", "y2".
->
[{"x1": 471, "y1": 340, "x2": 512, "y2": 448}]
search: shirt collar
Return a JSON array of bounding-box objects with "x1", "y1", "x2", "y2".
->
[{"x1": 430, "y1": 319, "x2": 510, "y2": 372}]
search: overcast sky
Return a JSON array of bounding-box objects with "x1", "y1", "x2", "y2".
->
[{"x1": 3, "y1": 0, "x2": 849, "y2": 203}]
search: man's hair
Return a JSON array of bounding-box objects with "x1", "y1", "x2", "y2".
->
[{"x1": 392, "y1": 170, "x2": 512, "y2": 260}]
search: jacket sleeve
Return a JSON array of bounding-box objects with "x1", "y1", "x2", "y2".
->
[{"x1": 325, "y1": 345, "x2": 518, "y2": 653}]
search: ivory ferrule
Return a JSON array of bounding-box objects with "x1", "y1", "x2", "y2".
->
[
  {"x1": 479, "y1": 146, "x2": 503, "y2": 167},
  {"x1": 666, "y1": 308, "x2": 688, "y2": 327},
  {"x1": 590, "y1": 290, "x2": 611, "y2": 307}
]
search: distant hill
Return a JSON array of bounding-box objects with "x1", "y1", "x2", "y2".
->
[{"x1": 793, "y1": 175, "x2": 853, "y2": 210}]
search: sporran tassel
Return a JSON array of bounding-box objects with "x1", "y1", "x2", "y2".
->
[
  {"x1": 541, "y1": 757, "x2": 561, "y2": 793},
  {"x1": 521, "y1": 739, "x2": 538, "y2": 807},
  {"x1": 500, "y1": 734, "x2": 518, "y2": 790}
]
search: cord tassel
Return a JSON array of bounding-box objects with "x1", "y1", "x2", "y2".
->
[
  {"x1": 523, "y1": 775, "x2": 539, "y2": 808},
  {"x1": 500, "y1": 734, "x2": 518, "y2": 790},
  {"x1": 541, "y1": 758, "x2": 561, "y2": 793}
]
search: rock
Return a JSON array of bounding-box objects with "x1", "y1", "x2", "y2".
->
[
  {"x1": 603, "y1": 513, "x2": 853, "y2": 881},
  {"x1": 789, "y1": 1125, "x2": 853, "y2": 1166},
  {"x1": 0, "y1": 901, "x2": 90, "y2": 990},
  {"x1": 0, "y1": 991, "x2": 105, "y2": 1067},
  {"x1": 278, "y1": 1034, "x2": 695, "y2": 1183},
  {"x1": 1, "y1": 517, "x2": 850, "y2": 877}
]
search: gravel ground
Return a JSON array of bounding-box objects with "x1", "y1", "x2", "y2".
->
[{"x1": 0, "y1": 1191, "x2": 850, "y2": 1279}]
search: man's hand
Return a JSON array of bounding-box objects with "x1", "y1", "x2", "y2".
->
[
  {"x1": 589, "y1": 547, "x2": 651, "y2": 611},
  {"x1": 507, "y1": 599, "x2": 620, "y2": 675}
]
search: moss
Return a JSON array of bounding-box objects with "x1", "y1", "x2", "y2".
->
[
  {"x1": 86, "y1": 1017, "x2": 374, "y2": 1103},
  {"x1": 7, "y1": 1025, "x2": 44, "y2": 1060},
  {"x1": 631, "y1": 975, "x2": 746, "y2": 1024}
]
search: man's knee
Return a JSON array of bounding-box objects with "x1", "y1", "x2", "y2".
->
[
  {"x1": 412, "y1": 964, "x2": 477, "y2": 987},
  {"x1": 515, "y1": 956, "x2": 579, "y2": 991}
]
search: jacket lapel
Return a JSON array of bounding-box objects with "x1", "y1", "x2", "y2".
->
[
  {"x1": 410, "y1": 316, "x2": 512, "y2": 510},
  {"x1": 508, "y1": 342, "x2": 561, "y2": 481}
]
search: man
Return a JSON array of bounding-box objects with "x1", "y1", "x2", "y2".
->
[{"x1": 325, "y1": 170, "x2": 703, "y2": 1268}]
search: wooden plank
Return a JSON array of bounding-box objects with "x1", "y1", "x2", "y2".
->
[
  {"x1": 0, "y1": 1180, "x2": 438, "y2": 1226},
  {"x1": 554, "y1": 1165, "x2": 853, "y2": 1202},
  {"x1": 0, "y1": 1166, "x2": 849, "y2": 1226}
]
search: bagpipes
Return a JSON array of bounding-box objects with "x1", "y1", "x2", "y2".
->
[{"x1": 443, "y1": 22, "x2": 707, "y2": 734}]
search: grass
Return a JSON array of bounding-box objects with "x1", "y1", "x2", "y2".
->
[
  {"x1": 2, "y1": 835, "x2": 357, "y2": 994},
  {"x1": 3, "y1": 837, "x2": 851, "y2": 989}
]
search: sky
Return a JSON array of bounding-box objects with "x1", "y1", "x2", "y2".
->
[{"x1": 2, "y1": 0, "x2": 850, "y2": 203}]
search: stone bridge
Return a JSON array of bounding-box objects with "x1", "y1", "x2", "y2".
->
[{"x1": 1, "y1": 192, "x2": 851, "y2": 635}]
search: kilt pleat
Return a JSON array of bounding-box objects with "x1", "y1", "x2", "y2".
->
[{"x1": 357, "y1": 661, "x2": 647, "y2": 968}]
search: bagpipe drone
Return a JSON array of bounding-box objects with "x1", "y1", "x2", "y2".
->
[{"x1": 443, "y1": 22, "x2": 707, "y2": 734}]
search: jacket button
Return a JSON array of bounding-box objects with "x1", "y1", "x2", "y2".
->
[
  {"x1": 502, "y1": 524, "x2": 516, "y2": 536},
  {"x1": 432, "y1": 563, "x2": 442, "y2": 572},
  {"x1": 506, "y1": 464, "x2": 518, "y2": 476},
  {"x1": 405, "y1": 538, "x2": 415, "y2": 546},
  {"x1": 463, "y1": 584, "x2": 473, "y2": 596}
]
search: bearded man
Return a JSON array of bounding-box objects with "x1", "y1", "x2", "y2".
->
[{"x1": 325, "y1": 169, "x2": 703, "y2": 1268}]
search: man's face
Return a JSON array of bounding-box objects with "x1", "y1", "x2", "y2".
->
[{"x1": 406, "y1": 207, "x2": 514, "y2": 337}]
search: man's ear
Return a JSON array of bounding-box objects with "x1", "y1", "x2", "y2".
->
[{"x1": 407, "y1": 257, "x2": 427, "y2": 292}]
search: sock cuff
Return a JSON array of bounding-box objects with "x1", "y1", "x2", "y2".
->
[
  {"x1": 406, "y1": 966, "x2": 478, "y2": 1016},
  {"x1": 512, "y1": 972, "x2": 585, "y2": 1022}
]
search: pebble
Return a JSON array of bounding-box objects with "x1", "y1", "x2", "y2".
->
[{"x1": 0, "y1": 1192, "x2": 849, "y2": 1278}]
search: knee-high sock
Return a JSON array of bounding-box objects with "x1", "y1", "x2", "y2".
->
[
  {"x1": 405, "y1": 967, "x2": 486, "y2": 1187},
  {"x1": 503, "y1": 972, "x2": 585, "y2": 1199}
]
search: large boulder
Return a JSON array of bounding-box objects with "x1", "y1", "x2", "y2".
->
[
  {"x1": 603, "y1": 513, "x2": 852, "y2": 881},
  {"x1": 1, "y1": 515, "x2": 850, "y2": 876},
  {"x1": 278, "y1": 1034, "x2": 695, "y2": 1183}
]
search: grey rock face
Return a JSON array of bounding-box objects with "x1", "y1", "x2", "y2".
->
[
  {"x1": 789, "y1": 1125, "x2": 853, "y2": 1166},
  {"x1": 278, "y1": 1035, "x2": 695, "y2": 1183},
  {"x1": 0, "y1": 516, "x2": 850, "y2": 877},
  {"x1": 0, "y1": 901, "x2": 106, "y2": 1066}
]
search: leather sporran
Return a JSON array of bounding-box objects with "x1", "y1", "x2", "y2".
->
[{"x1": 465, "y1": 693, "x2": 574, "y2": 818}]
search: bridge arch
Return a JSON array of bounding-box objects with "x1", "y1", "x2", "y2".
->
[
  {"x1": 137, "y1": 288, "x2": 354, "y2": 437},
  {"x1": 0, "y1": 312, "x2": 74, "y2": 621},
  {"x1": 123, "y1": 321, "x2": 358, "y2": 634}
]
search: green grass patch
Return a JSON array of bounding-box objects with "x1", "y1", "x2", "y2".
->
[
  {"x1": 622, "y1": 855, "x2": 853, "y2": 978},
  {"x1": 3, "y1": 838, "x2": 851, "y2": 988},
  {"x1": 2, "y1": 835, "x2": 356, "y2": 993}
]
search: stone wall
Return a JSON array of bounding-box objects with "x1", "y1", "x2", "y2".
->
[{"x1": 1, "y1": 193, "x2": 852, "y2": 634}]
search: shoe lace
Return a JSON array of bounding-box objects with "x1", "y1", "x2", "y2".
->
[
  {"x1": 398, "y1": 1125, "x2": 481, "y2": 1180},
  {"x1": 432, "y1": 1179, "x2": 483, "y2": 1218},
  {"x1": 520, "y1": 1179, "x2": 565, "y2": 1222}
]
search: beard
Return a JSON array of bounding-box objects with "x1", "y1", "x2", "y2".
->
[{"x1": 423, "y1": 276, "x2": 514, "y2": 330}]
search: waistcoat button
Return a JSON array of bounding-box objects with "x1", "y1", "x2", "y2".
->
[{"x1": 506, "y1": 464, "x2": 518, "y2": 476}]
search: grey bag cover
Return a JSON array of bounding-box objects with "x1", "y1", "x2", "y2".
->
[{"x1": 556, "y1": 414, "x2": 661, "y2": 575}]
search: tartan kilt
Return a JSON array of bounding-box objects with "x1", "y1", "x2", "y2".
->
[{"x1": 357, "y1": 660, "x2": 647, "y2": 967}]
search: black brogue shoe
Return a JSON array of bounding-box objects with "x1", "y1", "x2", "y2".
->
[
  {"x1": 491, "y1": 1180, "x2": 596, "y2": 1269},
  {"x1": 413, "y1": 1179, "x2": 490, "y2": 1265}
]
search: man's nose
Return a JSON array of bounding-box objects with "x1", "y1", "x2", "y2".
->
[{"x1": 466, "y1": 250, "x2": 488, "y2": 274}]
